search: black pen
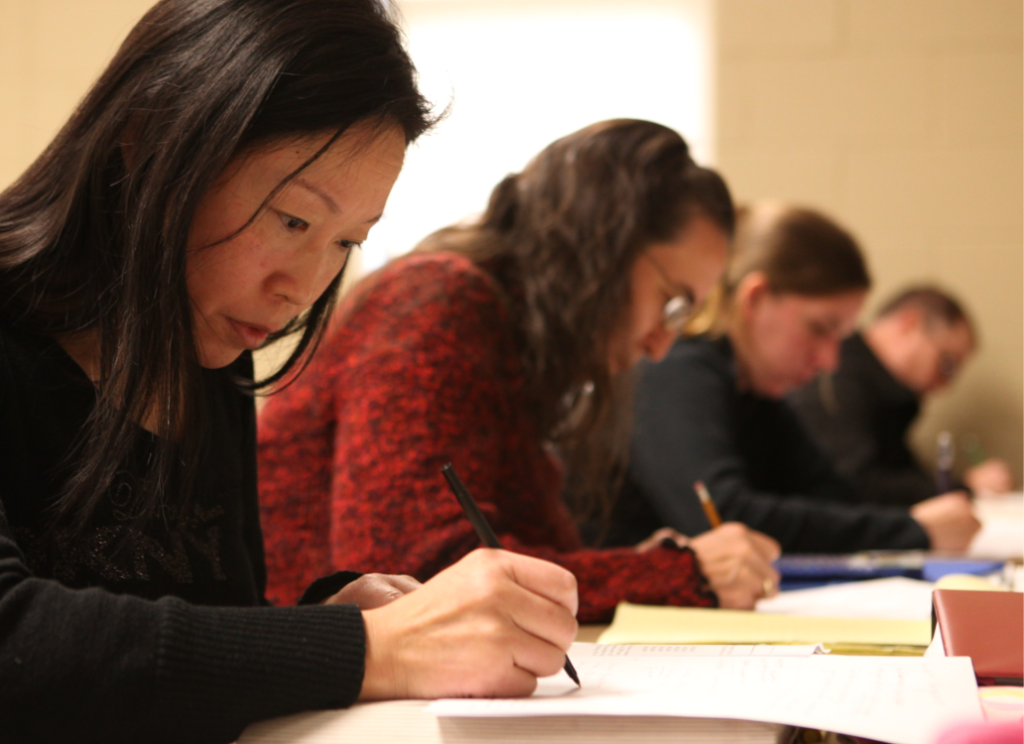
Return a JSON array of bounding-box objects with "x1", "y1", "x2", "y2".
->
[
  {"x1": 936, "y1": 431, "x2": 954, "y2": 494},
  {"x1": 441, "y1": 462, "x2": 581, "y2": 687}
]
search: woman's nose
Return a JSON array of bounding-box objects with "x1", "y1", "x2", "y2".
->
[
  {"x1": 816, "y1": 339, "x2": 841, "y2": 373},
  {"x1": 270, "y1": 271, "x2": 317, "y2": 308},
  {"x1": 270, "y1": 250, "x2": 337, "y2": 309}
]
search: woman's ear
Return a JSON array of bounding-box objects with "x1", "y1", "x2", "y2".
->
[{"x1": 735, "y1": 271, "x2": 771, "y2": 320}]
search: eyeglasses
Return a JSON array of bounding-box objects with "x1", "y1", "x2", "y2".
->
[
  {"x1": 645, "y1": 254, "x2": 696, "y2": 336},
  {"x1": 937, "y1": 351, "x2": 961, "y2": 382},
  {"x1": 925, "y1": 321, "x2": 969, "y2": 383}
]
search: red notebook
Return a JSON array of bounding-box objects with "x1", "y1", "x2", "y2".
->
[{"x1": 932, "y1": 589, "x2": 1023, "y2": 685}]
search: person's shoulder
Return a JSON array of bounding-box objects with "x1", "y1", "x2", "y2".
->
[
  {"x1": 838, "y1": 332, "x2": 876, "y2": 370},
  {"x1": 374, "y1": 251, "x2": 496, "y2": 302},
  {"x1": 0, "y1": 322, "x2": 77, "y2": 389},
  {"x1": 0, "y1": 324, "x2": 92, "y2": 440},
  {"x1": 636, "y1": 335, "x2": 734, "y2": 397},
  {"x1": 348, "y1": 251, "x2": 505, "y2": 329},
  {"x1": 833, "y1": 331, "x2": 911, "y2": 400},
  {"x1": 0, "y1": 321, "x2": 38, "y2": 366},
  {"x1": 661, "y1": 335, "x2": 734, "y2": 376},
  {"x1": 0, "y1": 324, "x2": 18, "y2": 394},
  {"x1": 838, "y1": 332, "x2": 894, "y2": 385}
]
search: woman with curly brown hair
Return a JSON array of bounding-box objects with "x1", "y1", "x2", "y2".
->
[{"x1": 258, "y1": 119, "x2": 783, "y2": 622}]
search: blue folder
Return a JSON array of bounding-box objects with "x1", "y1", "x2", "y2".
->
[{"x1": 774, "y1": 552, "x2": 1004, "y2": 590}]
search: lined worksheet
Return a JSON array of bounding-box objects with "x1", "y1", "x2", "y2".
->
[{"x1": 431, "y1": 643, "x2": 984, "y2": 744}]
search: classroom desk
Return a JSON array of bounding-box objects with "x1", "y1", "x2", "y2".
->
[{"x1": 240, "y1": 497, "x2": 1023, "y2": 743}]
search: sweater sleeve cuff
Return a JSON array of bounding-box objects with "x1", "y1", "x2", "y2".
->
[{"x1": 154, "y1": 597, "x2": 365, "y2": 742}]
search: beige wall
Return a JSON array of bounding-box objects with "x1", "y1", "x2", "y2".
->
[
  {"x1": 0, "y1": 1, "x2": 153, "y2": 186},
  {"x1": 715, "y1": 0, "x2": 1024, "y2": 481},
  {"x1": 2, "y1": 0, "x2": 1021, "y2": 480}
]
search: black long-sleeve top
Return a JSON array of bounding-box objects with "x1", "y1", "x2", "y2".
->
[
  {"x1": 606, "y1": 336, "x2": 929, "y2": 553},
  {"x1": 0, "y1": 323, "x2": 366, "y2": 744},
  {"x1": 786, "y1": 332, "x2": 939, "y2": 507}
]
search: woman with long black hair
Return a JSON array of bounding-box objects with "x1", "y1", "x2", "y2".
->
[{"x1": 0, "y1": 2, "x2": 577, "y2": 742}]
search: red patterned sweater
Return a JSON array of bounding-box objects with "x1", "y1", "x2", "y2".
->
[{"x1": 257, "y1": 252, "x2": 716, "y2": 622}]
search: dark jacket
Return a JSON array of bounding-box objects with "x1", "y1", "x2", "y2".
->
[
  {"x1": 787, "y1": 332, "x2": 939, "y2": 507},
  {"x1": 0, "y1": 323, "x2": 365, "y2": 744},
  {"x1": 606, "y1": 335, "x2": 929, "y2": 553}
]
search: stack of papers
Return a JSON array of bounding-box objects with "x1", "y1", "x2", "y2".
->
[
  {"x1": 240, "y1": 643, "x2": 982, "y2": 744},
  {"x1": 598, "y1": 601, "x2": 932, "y2": 651},
  {"x1": 756, "y1": 576, "x2": 935, "y2": 620},
  {"x1": 430, "y1": 643, "x2": 983, "y2": 744}
]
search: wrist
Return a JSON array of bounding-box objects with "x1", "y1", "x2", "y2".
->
[{"x1": 358, "y1": 608, "x2": 400, "y2": 701}]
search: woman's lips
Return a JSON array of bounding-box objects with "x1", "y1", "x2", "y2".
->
[{"x1": 227, "y1": 318, "x2": 271, "y2": 349}]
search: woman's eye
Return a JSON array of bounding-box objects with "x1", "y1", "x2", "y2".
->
[
  {"x1": 339, "y1": 240, "x2": 362, "y2": 250},
  {"x1": 808, "y1": 321, "x2": 834, "y2": 339},
  {"x1": 280, "y1": 213, "x2": 308, "y2": 231}
]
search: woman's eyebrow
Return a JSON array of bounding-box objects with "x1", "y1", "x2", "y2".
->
[
  {"x1": 291, "y1": 179, "x2": 381, "y2": 224},
  {"x1": 294, "y1": 177, "x2": 339, "y2": 214}
]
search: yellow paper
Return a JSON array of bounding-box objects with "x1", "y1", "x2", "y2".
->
[
  {"x1": 598, "y1": 602, "x2": 931, "y2": 648},
  {"x1": 934, "y1": 573, "x2": 1009, "y2": 592}
]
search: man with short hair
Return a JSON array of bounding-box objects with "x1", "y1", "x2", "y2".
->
[{"x1": 788, "y1": 285, "x2": 1013, "y2": 506}]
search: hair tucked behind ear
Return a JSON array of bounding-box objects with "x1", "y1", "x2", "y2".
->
[
  {"x1": 694, "y1": 202, "x2": 870, "y2": 335},
  {"x1": 417, "y1": 119, "x2": 734, "y2": 523},
  {"x1": 0, "y1": 0, "x2": 434, "y2": 533}
]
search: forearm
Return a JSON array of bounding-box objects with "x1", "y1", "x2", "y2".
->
[
  {"x1": 0, "y1": 546, "x2": 365, "y2": 744},
  {"x1": 709, "y1": 477, "x2": 929, "y2": 552},
  {"x1": 850, "y1": 465, "x2": 938, "y2": 507}
]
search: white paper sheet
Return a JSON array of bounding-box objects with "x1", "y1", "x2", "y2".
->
[
  {"x1": 925, "y1": 624, "x2": 945, "y2": 658},
  {"x1": 969, "y1": 493, "x2": 1024, "y2": 559},
  {"x1": 755, "y1": 576, "x2": 935, "y2": 621},
  {"x1": 431, "y1": 643, "x2": 983, "y2": 744},
  {"x1": 581, "y1": 643, "x2": 825, "y2": 657},
  {"x1": 969, "y1": 521, "x2": 1024, "y2": 559}
]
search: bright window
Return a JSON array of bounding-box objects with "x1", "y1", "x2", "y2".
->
[{"x1": 361, "y1": 0, "x2": 716, "y2": 272}]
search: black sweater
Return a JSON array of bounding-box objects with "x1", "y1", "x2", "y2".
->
[
  {"x1": 607, "y1": 336, "x2": 929, "y2": 553},
  {"x1": 786, "y1": 332, "x2": 939, "y2": 507},
  {"x1": 0, "y1": 325, "x2": 365, "y2": 744}
]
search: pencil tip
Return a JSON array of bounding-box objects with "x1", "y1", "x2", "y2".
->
[{"x1": 564, "y1": 658, "x2": 581, "y2": 687}]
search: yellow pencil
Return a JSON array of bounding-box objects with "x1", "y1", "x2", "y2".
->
[{"x1": 693, "y1": 480, "x2": 722, "y2": 528}]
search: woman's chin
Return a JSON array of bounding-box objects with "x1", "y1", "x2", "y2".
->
[{"x1": 753, "y1": 376, "x2": 792, "y2": 399}]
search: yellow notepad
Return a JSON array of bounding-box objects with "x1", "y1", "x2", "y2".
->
[{"x1": 598, "y1": 602, "x2": 931, "y2": 651}]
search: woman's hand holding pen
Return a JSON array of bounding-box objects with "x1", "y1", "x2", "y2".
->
[
  {"x1": 910, "y1": 492, "x2": 981, "y2": 551},
  {"x1": 357, "y1": 548, "x2": 579, "y2": 701},
  {"x1": 653, "y1": 523, "x2": 781, "y2": 610},
  {"x1": 964, "y1": 458, "x2": 1014, "y2": 496},
  {"x1": 639, "y1": 524, "x2": 780, "y2": 608}
]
